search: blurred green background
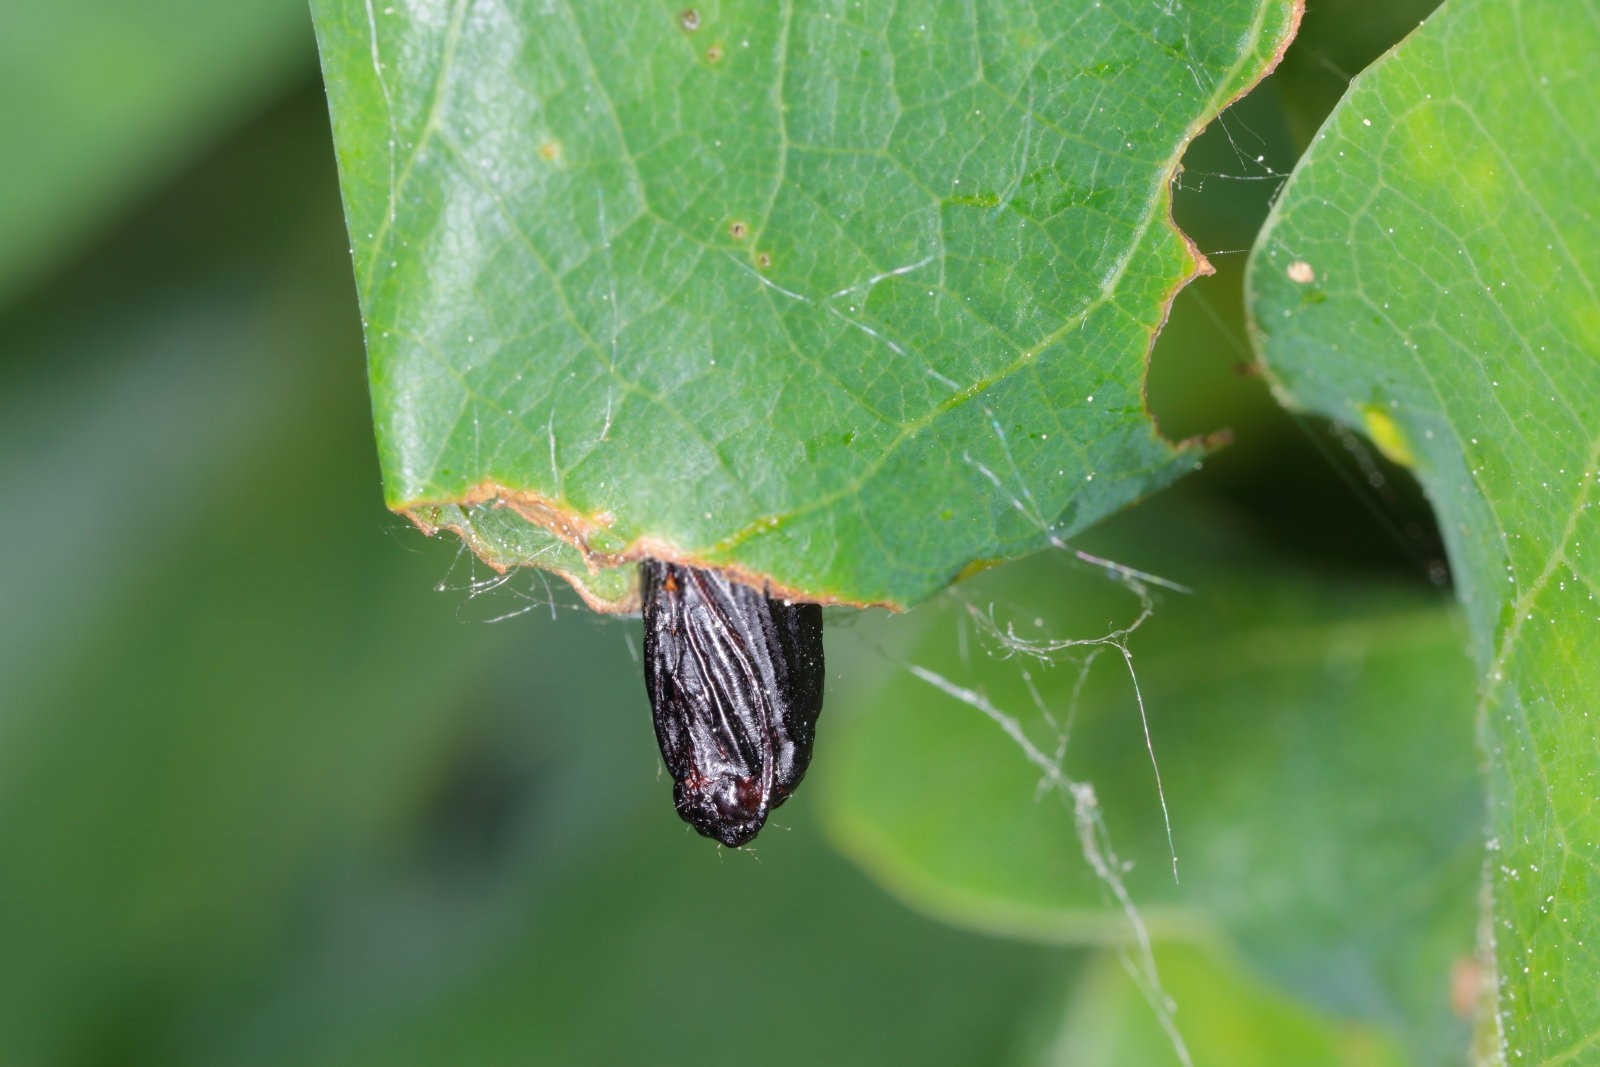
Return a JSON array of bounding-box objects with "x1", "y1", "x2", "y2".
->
[{"x1": 2, "y1": 2, "x2": 1462, "y2": 1065}]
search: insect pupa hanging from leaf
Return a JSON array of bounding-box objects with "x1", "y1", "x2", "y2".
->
[{"x1": 640, "y1": 560, "x2": 825, "y2": 847}]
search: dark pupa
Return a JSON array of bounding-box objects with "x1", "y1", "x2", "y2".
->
[{"x1": 640, "y1": 560, "x2": 825, "y2": 847}]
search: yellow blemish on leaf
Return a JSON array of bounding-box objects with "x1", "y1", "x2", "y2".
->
[
  {"x1": 538, "y1": 141, "x2": 562, "y2": 163},
  {"x1": 1361, "y1": 405, "x2": 1416, "y2": 468},
  {"x1": 954, "y1": 557, "x2": 1003, "y2": 582}
]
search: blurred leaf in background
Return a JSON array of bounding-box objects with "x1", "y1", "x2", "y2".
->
[
  {"x1": 823, "y1": 488, "x2": 1479, "y2": 1064},
  {"x1": 1026, "y1": 944, "x2": 1412, "y2": 1067}
]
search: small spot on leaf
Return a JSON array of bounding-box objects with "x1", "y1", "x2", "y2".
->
[
  {"x1": 1360, "y1": 404, "x2": 1416, "y2": 468},
  {"x1": 755, "y1": 251, "x2": 772, "y2": 269},
  {"x1": 679, "y1": 8, "x2": 700, "y2": 31},
  {"x1": 1286, "y1": 260, "x2": 1315, "y2": 284},
  {"x1": 538, "y1": 141, "x2": 562, "y2": 163},
  {"x1": 729, "y1": 219, "x2": 749, "y2": 240},
  {"x1": 706, "y1": 42, "x2": 724, "y2": 63}
]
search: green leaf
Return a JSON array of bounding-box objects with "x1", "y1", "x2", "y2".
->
[
  {"x1": 1245, "y1": 0, "x2": 1600, "y2": 1057},
  {"x1": 1029, "y1": 944, "x2": 1410, "y2": 1067},
  {"x1": 819, "y1": 490, "x2": 1482, "y2": 1060},
  {"x1": 310, "y1": 0, "x2": 1299, "y2": 610}
]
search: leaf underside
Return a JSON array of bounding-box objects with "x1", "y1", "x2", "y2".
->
[{"x1": 313, "y1": 0, "x2": 1300, "y2": 610}]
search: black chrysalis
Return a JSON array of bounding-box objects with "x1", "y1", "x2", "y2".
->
[{"x1": 640, "y1": 560, "x2": 825, "y2": 847}]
